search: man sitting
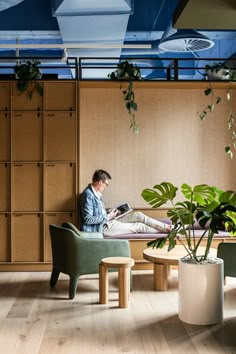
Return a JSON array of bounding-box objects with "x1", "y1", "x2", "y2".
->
[{"x1": 78, "y1": 169, "x2": 171, "y2": 236}]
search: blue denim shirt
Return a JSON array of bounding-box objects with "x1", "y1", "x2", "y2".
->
[{"x1": 78, "y1": 184, "x2": 108, "y2": 232}]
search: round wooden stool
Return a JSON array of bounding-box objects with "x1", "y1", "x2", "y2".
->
[{"x1": 99, "y1": 256, "x2": 134, "y2": 308}]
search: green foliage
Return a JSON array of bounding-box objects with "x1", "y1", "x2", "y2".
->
[
  {"x1": 198, "y1": 64, "x2": 236, "y2": 158},
  {"x1": 108, "y1": 61, "x2": 143, "y2": 133},
  {"x1": 142, "y1": 182, "x2": 236, "y2": 263},
  {"x1": 108, "y1": 60, "x2": 142, "y2": 81},
  {"x1": 14, "y1": 59, "x2": 43, "y2": 99}
]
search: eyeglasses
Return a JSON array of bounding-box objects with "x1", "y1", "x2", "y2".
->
[{"x1": 103, "y1": 181, "x2": 109, "y2": 187}]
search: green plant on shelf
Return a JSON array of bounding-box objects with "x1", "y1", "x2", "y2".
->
[
  {"x1": 14, "y1": 59, "x2": 43, "y2": 99},
  {"x1": 108, "y1": 60, "x2": 143, "y2": 133},
  {"x1": 198, "y1": 64, "x2": 236, "y2": 158}
]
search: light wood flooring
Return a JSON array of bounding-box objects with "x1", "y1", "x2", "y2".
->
[{"x1": 0, "y1": 269, "x2": 236, "y2": 354}]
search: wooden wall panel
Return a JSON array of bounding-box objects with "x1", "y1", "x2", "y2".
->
[{"x1": 79, "y1": 82, "x2": 236, "y2": 208}]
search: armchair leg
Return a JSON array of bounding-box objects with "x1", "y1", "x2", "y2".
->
[
  {"x1": 50, "y1": 268, "x2": 60, "y2": 287},
  {"x1": 69, "y1": 276, "x2": 79, "y2": 299}
]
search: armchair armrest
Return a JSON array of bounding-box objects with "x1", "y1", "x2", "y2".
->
[
  {"x1": 77, "y1": 238, "x2": 130, "y2": 275},
  {"x1": 62, "y1": 221, "x2": 103, "y2": 238}
]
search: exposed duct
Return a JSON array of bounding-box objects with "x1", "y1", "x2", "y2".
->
[
  {"x1": 0, "y1": 0, "x2": 23, "y2": 12},
  {"x1": 52, "y1": 0, "x2": 133, "y2": 78},
  {"x1": 54, "y1": 0, "x2": 132, "y2": 57}
]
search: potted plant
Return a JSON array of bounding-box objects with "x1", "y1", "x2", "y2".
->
[
  {"x1": 141, "y1": 182, "x2": 236, "y2": 325},
  {"x1": 198, "y1": 63, "x2": 236, "y2": 158},
  {"x1": 108, "y1": 60, "x2": 143, "y2": 133},
  {"x1": 14, "y1": 59, "x2": 43, "y2": 99},
  {"x1": 205, "y1": 62, "x2": 231, "y2": 81}
]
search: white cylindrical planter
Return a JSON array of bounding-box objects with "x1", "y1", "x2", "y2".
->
[{"x1": 178, "y1": 258, "x2": 224, "y2": 325}]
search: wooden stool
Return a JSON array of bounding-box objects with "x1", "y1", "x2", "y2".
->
[{"x1": 99, "y1": 256, "x2": 134, "y2": 308}]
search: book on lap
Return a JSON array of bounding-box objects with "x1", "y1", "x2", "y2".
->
[{"x1": 115, "y1": 202, "x2": 133, "y2": 220}]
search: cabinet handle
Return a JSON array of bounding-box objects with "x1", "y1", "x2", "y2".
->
[
  {"x1": 15, "y1": 114, "x2": 23, "y2": 117},
  {"x1": 14, "y1": 164, "x2": 23, "y2": 167},
  {"x1": 47, "y1": 164, "x2": 55, "y2": 167},
  {"x1": 47, "y1": 114, "x2": 55, "y2": 117}
]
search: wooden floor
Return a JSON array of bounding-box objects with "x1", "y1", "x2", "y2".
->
[{"x1": 0, "y1": 270, "x2": 236, "y2": 354}]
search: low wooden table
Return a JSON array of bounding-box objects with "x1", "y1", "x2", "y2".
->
[
  {"x1": 99, "y1": 257, "x2": 135, "y2": 308},
  {"x1": 143, "y1": 245, "x2": 216, "y2": 291}
]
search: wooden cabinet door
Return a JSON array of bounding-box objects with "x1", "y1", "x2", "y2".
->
[
  {"x1": 12, "y1": 213, "x2": 42, "y2": 262},
  {"x1": 44, "y1": 82, "x2": 76, "y2": 110},
  {"x1": 45, "y1": 112, "x2": 76, "y2": 161},
  {"x1": 12, "y1": 163, "x2": 43, "y2": 211},
  {"x1": 45, "y1": 163, "x2": 76, "y2": 211},
  {"x1": 11, "y1": 82, "x2": 43, "y2": 111},
  {"x1": 0, "y1": 163, "x2": 11, "y2": 211},
  {"x1": 0, "y1": 214, "x2": 11, "y2": 262},
  {"x1": 12, "y1": 112, "x2": 43, "y2": 161},
  {"x1": 0, "y1": 113, "x2": 11, "y2": 161},
  {"x1": 0, "y1": 82, "x2": 11, "y2": 110}
]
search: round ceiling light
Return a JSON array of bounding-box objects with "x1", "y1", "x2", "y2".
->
[{"x1": 159, "y1": 30, "x2": 215, "y2": 52}]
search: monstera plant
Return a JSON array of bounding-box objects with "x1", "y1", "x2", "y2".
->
[
  {"x1": 141, "y1": 182, "x2": 236, "y2": 263},
  {"x1": 108, "y1": 60, "x2": 143, "y2": 133}
]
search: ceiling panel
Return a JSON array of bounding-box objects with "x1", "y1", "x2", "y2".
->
[{"x1": 173, "y1": 0, "x2": 236, "y2": 30}]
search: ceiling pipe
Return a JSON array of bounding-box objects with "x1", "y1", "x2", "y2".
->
[{"x1": 0, "y1": 43, "x2": 152, "y2": 49}]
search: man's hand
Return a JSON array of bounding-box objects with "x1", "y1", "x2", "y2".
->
[{"x1": 108, "y1": 208, "x2": 119, "y2": 220}]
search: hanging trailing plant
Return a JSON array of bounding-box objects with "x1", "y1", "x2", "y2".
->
[
  {"x1": 14, "y1": 59, "x2": 43, "y2": 99},
  {"x1": 108, "y1": 60, "x2": 143, "y2": 133},
  {"x1": 197, "y1": 63, "x2": 236, "y2": 158}
]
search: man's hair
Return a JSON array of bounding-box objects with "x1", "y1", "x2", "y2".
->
[{"x1": 92, "y1": 169, "x2": 111, "y2": 183}]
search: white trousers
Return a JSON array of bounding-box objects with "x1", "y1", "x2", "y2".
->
[{"x1": 104, "y1": 211, "x2": 170, "y2": 236}]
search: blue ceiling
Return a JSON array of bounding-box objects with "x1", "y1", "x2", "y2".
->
[{"x1": 0, "y1": 0, "x2": 235, "y2": 79}]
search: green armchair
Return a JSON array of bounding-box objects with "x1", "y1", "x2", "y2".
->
[
  {"x1": 49, "y1": 223, "x2": 131, "y2": 299},
  {"x1": 217, "y1": 242, "x2": 236, "y2": 279}
]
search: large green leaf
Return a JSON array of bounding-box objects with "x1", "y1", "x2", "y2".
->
[
  {"x1": 168, "y1": 201, "x2": 196, "y2": 224},
  {"x1": 219, "y1": 190, "x2": 236, "y2": 205},
  {"x1": 147, "y1": 237, "x2": 167, "y2": 249},
  {"x1": 181, "y1": 183, "x2": 215, "y2": 205},
  {"x1": 141, "y1": 182, "x2": 178, "y2": 208}
]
